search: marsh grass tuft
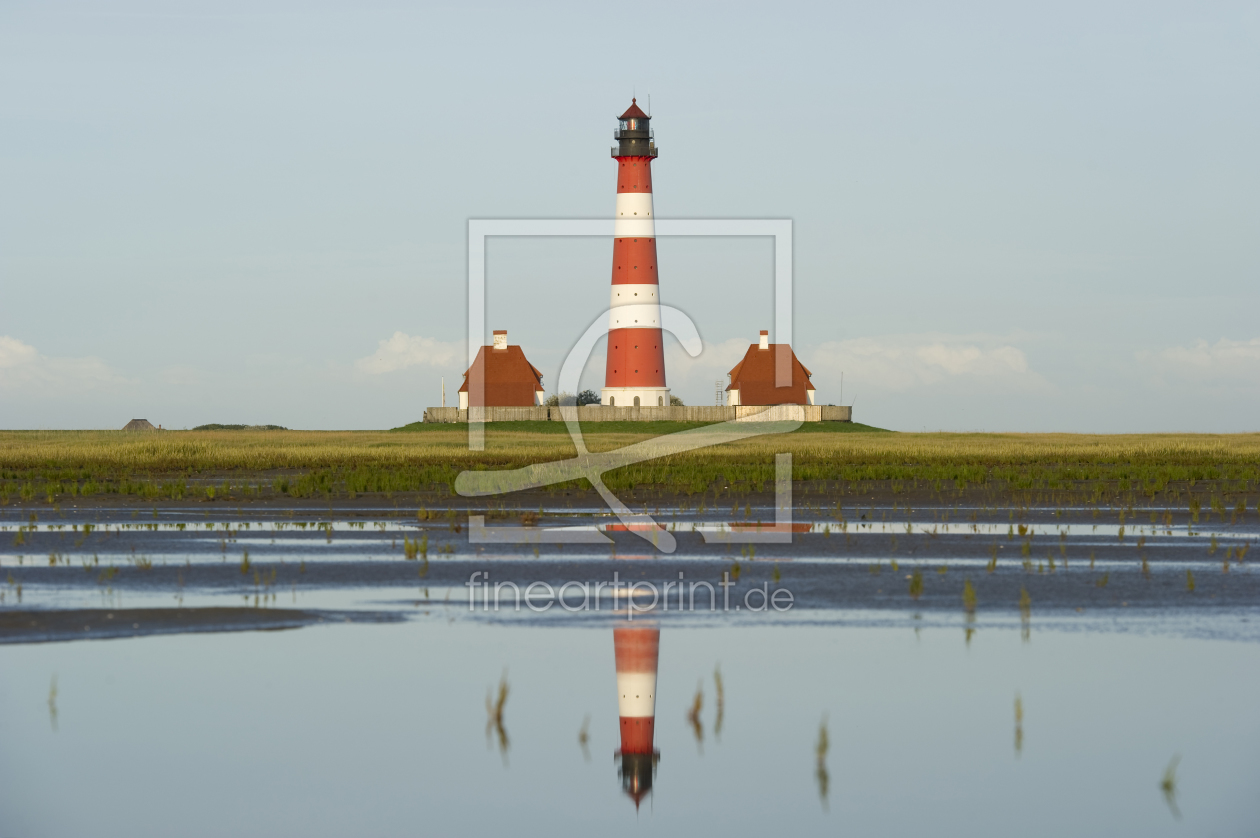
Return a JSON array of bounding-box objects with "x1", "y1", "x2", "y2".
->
[
  {"x1": 908, "y1": 570, "x2": 923, "y2": 600},
  {"x1": 1019, "y1": 586, "x2": 1031, "y2": 642},
  {"x1": 713, "y1": 665, "x2": 725, "y2": 739},
  {"x1": 48, "y1": 674, "x2": 59, "y2": 732},
  {"x1": 815, "y1": 715, "x2": 830, "y2": 810},
  {"x1": 687, "y1": 681, "x2": 704, "y2": 746},
  {"x1": 1185, "y1": 569, "x2": 1195, "y2": 592},
  {"x1": 403, "y1": 534, "x2": 427, "y2": 560},
  {"x1": 1014, "y1": 693, "x2": 1023, "y2": 756},
  {"x1": 1160, "y1": 755, "x2": 1181, "y2": 820},
  {"x1": 962, "y1": 579, "x2": 977, "y2": 614},
  {"x1": 486, "y1": 670, "x2": 510, "y2": 759}
]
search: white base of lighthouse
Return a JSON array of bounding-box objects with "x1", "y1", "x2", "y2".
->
[{"x1": 601, "y1": 387, "x2": 670, "y2": 408}]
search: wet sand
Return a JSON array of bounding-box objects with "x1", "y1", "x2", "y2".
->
[
  {"x1": 3, "y1": 491, "x2": 1256, "y2": 643},
  {"x1": 0, "y1": 607, "x2": 403, "y2": 644}
]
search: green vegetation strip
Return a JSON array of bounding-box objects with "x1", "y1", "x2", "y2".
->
[{"x1": 0, "y1": 429, "x2": 1257, "y2": 502}]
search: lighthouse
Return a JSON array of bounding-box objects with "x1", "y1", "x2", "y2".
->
[
  {"x1": 613, "y1": 624, "x2": 661, "y2": 808},
  {"x1": 602, "y1": 99, "x2": 670, "y2": 408}
]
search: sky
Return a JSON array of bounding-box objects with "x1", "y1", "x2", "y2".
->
[{"x1": 1, "y1": 0, "x2": 1257, "y2": 431}]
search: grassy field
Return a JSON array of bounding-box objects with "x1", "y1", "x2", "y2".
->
[{"x1": 0, "y1": 427, "x2": 1257, "y2": 509}]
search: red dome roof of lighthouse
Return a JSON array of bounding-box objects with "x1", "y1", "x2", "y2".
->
[{"x1": 619, "y1": 98, "x2": 648, "y2": 119}]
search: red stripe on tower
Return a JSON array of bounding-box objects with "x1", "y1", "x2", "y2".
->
[
  {"x1": 602, "y1": 99, "x2": 669, "y2": 409},
  {"x1": 613, "y1": 625, "x2": 660, "y2": 809}
]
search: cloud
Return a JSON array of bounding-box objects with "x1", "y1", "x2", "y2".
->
[
  {"x1": 354, "y1": 332, "x2": 461, "y2": 375},
  {"x1": 0, "y1": 336, "x2": 39, "y2": 369},
  {"x1": 1140, "y1": 336, "x2": 1260, "y2": 381},
  {"x1": 0, "y1": 335, "x2": 126, "y2": 391},
  {"x1": 808, "y1": 334, "x2": 1042, "y2": 392}
]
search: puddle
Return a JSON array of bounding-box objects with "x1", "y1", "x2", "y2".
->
[
  {"x1": 1, "y1": 618, "x2": 1256, "y2": 836},
  {"x1": 3, "y1": 505, "x2": 1258, "y2": 833}
]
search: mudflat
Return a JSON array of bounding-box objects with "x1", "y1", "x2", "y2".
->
[{"x1": 0, "y1": 607, "x2": 403, "y2": 643}]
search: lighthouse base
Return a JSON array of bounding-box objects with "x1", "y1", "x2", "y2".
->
[{"x1": 601, "y1": 387, "x2": 670, "y2": 408}]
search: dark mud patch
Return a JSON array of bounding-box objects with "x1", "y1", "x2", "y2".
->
[{"x1": 0, "y1": 607, "x2": 404, "y2": 644}]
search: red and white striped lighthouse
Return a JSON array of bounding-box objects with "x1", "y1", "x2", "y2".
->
[
  {"x1": 613, "y1": 624, "x2": 660, "y2": 808},
  {"x1": 602, "y1": 99, "x2": 669, "y2": 408}
]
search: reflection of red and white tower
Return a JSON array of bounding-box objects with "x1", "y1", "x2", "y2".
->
[
  {"x1": 602, "y1": 99, "x2": 669, "y2": 408},
  {"x1": 613, "y1": 625, "x2": 660, "y2": 808}
]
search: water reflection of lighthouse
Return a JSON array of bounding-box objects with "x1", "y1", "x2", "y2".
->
[{"x1": 613, "y1": 625, "x2": 660, "y2": 809}]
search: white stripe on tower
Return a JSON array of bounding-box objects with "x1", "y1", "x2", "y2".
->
[
  {"x1": 614, "y1": 193, "x2": 654, "y2": 237},
  {"x1": 617, "y1": 671, "x2": 657, "y2": 717},
  {"x1": 609, "y1": 285, "x2": 659, "y2": 306},
  {"x1": 609, "y1": 305, "x2": 660, "y2": 328},
  {"x1": 615, "y1": 192, "x2": 654, "y2": 216}
]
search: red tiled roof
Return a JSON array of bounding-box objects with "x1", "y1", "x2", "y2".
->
[
  {"x1": 619, "y1": 98, "x2": 648, "y2": 120},
  {"x1": 458, "y1": 345, "x2": 544, "y2": 407},
  {"x1": 726, "y1": 344, "x2": 815, "y2": 405}
]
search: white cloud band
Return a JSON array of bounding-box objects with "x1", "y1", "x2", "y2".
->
[
  {"x1": 0, "y1": 336, "x2": 124, "y2": 391},
  {"x1": 354, "y1": 332, "x2": 460, "y2": 375},
  {"x1": 809, "y1": 334, "x2": 1037, "y2": 392}
]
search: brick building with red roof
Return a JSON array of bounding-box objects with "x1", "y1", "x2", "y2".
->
[
  {"x1": 726, "y1": 330, "x2": 816, "y2": 406},
  {"x1": 457, "y1": 330, "x2": 545, "y2": 409}
]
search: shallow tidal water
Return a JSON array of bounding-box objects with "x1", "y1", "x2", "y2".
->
[
  {"x1": 2, "y1": 502, "x2": 1258, "y2": 835},
  {"x1": 2, "y1": 615, "x2": 1259, "y2": 837}
]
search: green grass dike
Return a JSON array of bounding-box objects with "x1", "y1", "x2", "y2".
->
[{"x1": 389, "y1": 419, "x2": 892, "y2": 434}]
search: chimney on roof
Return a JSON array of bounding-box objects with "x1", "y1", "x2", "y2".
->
[
  {"x1": 493, "y1": 330, "x2": 507, "y2": 350},
  {"x1": 759, "y1": 330, "x2": 769, "y2": 351}
]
